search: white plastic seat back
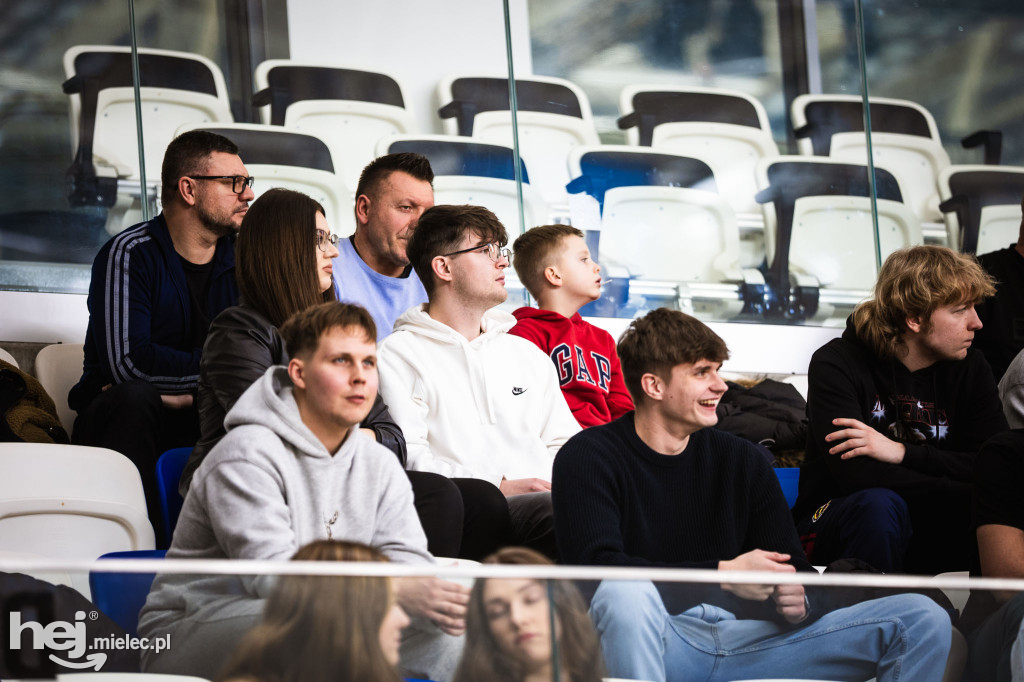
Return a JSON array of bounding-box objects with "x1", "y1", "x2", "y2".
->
[
  {"x1": 600, "y1": 186, "x2": 741, "y2": 283},
  {"x1": 828, "y1": 131, "x2": 950, "y2": 223},
  {"x1": 470, "y1": 110, "x2": 600, "y2": 208},
  {"x1": 438, "y1": 73, "x2": 596, "y2": 135},
  {"x1": 432, "y1": 175, "x2": 549, "y2": 243},
  {"x1": 976, "y1": 204, "x2": 1023, "y2": 256},
  {"x1": 34, "y1": 343, "x2": 85, "y2": 435},
  {"x1": 63, "y1": 46, "x2": 231, "y2": 157},
  {"x1": 0, "y1": 443, "x2": 154, "y2": 557},
  {"x1": 245, "y1": 163, "x2": 355, "y2": 238},
  {"x1": 788, "y1": 196, "x2": 922, "y2": 289},
  {"x1": 0, "y1": 347, "x2": 18, "y2": 368},
  {"x1": 790, "y1": 94, "x2": 942, "y2": 156},
  {"x1": 93, "y1": 87, "x2": 233, "y2": 182},
  {"x1": 0, "y1": 443, "x2": 155, "y2": 597},
  {"x1": 932, "y1": 571, "x2": 970, "y2": 615},
  {"x1": 651, "y1": 121, "x2": 779, "y2": 218},
  {"x1": 619, "y1": 85, "x2": 773, "y2": 146},
  {"x1": 284, "y1": 99, "x2": 417, "y2": 189},
  {"x1": 936, "y1": 164, "x2": 1024, "y2": 250}
]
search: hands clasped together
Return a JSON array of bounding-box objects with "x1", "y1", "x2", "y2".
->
[{"x1": 719, "y1": 549, "x2": 808, "y2": 624}]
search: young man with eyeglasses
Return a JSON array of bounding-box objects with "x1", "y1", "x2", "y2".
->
[
  {"x1": 377, "y1": 204, "x2": 580, "y2": 558},
  {"x1": 69, "y1": 130, "x2": 254, "y2": 540},
  {"x1": 333, "y1": 152, "x2": 435, "y2": 341},
  {"x1": 793, "y1": 245, "x2": 1007, "y2": 574}
]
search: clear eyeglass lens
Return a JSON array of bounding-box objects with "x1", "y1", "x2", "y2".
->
[{"x1": 232, "y1": 176, "x2": 253, "y2": 193}]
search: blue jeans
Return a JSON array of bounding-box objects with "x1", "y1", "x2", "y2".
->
[{"x1": 590, "y1": 580, "x2": 951, "y2": 682}]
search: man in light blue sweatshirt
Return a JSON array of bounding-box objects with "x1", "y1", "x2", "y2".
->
[
  {"x1": 333, "y1": 152, "x2": 434, "y2": 341},
  {"x1": 139, "y1": 302, "x2": 465, "y2": 680}
]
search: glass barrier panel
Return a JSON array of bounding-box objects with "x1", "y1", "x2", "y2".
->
[
  {"x1": 2, "y1": 559, "x2": 1019, "y2": 682},
  {"x1": 519, "y1": 0, "x2": 867, "y2": 327},
  {"x1": 0, "y1": 1, "x2": 136, "y2": 293},
  {"x1": 90, "y1": 1, "x2": 233, "y2": 237},
  {"x1": 816, "y1": 0, "x2": 1024, "y2": 257}
]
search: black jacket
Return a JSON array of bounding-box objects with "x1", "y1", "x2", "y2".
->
[
  {"x1": 180, "y1": 304, "x2": 405, "y2": 496},
  {"x1": 715, "y1": 379, "x2": 807, "y2": 455},
  {"x1": 793, "y1": 317, "x2": 1008, "y2": 520}
]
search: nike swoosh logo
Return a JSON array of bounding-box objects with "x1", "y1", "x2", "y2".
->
[{"x1": 512, "y1": 387, "x2": 527, "y2": 396}]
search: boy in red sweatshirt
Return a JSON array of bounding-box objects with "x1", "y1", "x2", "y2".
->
[{"x1": 509, "y1": 224, "x2": 633, "y2": 428}]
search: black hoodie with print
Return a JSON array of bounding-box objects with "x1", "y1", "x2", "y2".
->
[{"x1": 793, "y1": 317, "x2": 1008, "y2": 524}]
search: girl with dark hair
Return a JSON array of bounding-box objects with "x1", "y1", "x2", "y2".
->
[
  {"x1": 218, "y1": 540, "x2": 408, "y2": 682},
  {"x1": 454, "y1": 547, "x2": 606, "y2": 682}
]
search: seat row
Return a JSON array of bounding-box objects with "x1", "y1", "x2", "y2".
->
[
  {"x1": 63, "y1": 47, "x2": 1019, "y2": 219},
  {"x1": 61, "y1": 47, "x2": 1024, "y2": 322}
]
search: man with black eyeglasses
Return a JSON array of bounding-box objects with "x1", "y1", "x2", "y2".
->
[
  {"x1": 69, "y1": 130, "x2": 254, "y2": 541},
  {"x1": 378, "y1": 204, "x2": 580, "y2": 559}
]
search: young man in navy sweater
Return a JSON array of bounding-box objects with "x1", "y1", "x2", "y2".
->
[{"x1": 552, "y1": 308, "x2": 952, "y2": 682}]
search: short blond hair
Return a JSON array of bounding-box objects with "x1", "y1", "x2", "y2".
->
[
  {"x1": 853, "y1": 245, "x2": 995, "y2": 359},
  {"x1": 511, "y1": 224, "x2": 584, "y2": 298}
]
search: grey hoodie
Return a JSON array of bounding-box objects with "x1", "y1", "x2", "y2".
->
[{"x1": 138, "y1": 365, "x2": 431, "y2": 642}]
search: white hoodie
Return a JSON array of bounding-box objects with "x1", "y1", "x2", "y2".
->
[{"x1": 378, "y1": 305, "x2": 580, "y2": 486}]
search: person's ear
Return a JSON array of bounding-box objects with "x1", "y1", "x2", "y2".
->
[
  {"x1": 431, "y1": 255, "x2": 454, "y2": 285},
  {"x1": 905, "y1": 315, "x2": 924, "y2": 334},
  {"x1": 355, "y1": 194, "x2": 372, "y2": 226},
  {"x1": 543, "y1": 265, "x2": 562, "y2": 288},
  {"x1": 640, "y1": 372, "x2": 664, "y2": 402},
  {"x1": 287, "y1": 356, "x2": 306, "y2": 390},
  {"x1": 178, "y1": 176, "x2": 199, "y2": 207}
]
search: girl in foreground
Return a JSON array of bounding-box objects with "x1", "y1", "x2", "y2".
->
[
  {"x1": 454, "y1": 547, "x2": 606, "y2": 682},
  {"x1": 219, "y1": 540, "x2": 408, "y2": 682}
]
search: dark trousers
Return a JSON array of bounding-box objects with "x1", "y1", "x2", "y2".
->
[
  {"x1": 965, "y1": 592, "x2": 1024, "y2": 682},
  {"x1": 508, "y1": 490, "x2": 558, "y2": 561},
  {"x1": 797, "y1": 488, "x2": 912, "y2": 572},
  {"x1": 72, "y1": 381, "x2": 199, "y2": 547},
  {"x1": 406, "y1": 472, "x2": 512, "y2": 561},
  {"x1": 797, "y1": 485, "x2": 974, "y2": 574}
]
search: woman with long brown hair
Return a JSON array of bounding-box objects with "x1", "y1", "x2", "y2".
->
[
  {"x1": 180, "y1": 187, "x2": 407, "y2": 491},
  {"x1": 454, "y1": 547, "x2": 606, "y2": 682},
  {"x1": 218, "y1": 540, "x2": 408, "y2": 682}
]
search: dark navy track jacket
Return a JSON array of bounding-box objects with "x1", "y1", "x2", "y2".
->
[{"x1": 69, "y1": 214, "x2": 238, "y2": 410}]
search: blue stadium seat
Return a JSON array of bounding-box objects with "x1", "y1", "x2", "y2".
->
[
  {"x1": 155, "y1": 447, "x2": 192, "y2": 547},
  {"x1": 89, "y1": 549, "x2": 167, "y2": 637},
  {"x1": 774, "y1": 467, "x2": 800, "y2": 509}
]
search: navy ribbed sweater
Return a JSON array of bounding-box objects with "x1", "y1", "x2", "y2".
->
[{"x1": 552, "y1": 413, "x2": 814, "y2": 619}]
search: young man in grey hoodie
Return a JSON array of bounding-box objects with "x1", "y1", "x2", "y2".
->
[{"x1": 138, "y1": 302, "x2": 466, "y2": 680}]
